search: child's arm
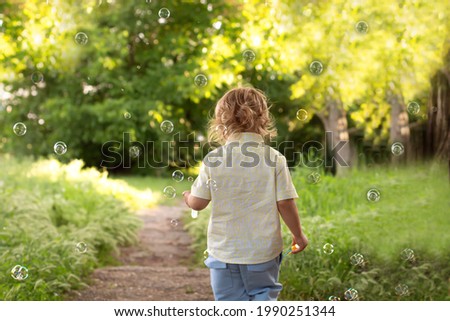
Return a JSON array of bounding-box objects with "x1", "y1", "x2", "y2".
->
[
  {"x1": 182, "y1": 191, "x2": 210, "y2": 211},
  {"x1": 277, "y1": 198, "x2": 308, "y2": 254}
]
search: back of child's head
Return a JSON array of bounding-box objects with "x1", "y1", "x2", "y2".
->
[{"x1": 208, "y1": 87, "x2": 277, "y2": 143}]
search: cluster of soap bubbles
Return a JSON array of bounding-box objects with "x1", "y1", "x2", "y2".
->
[
  {"x1": 160, "y1": 120, "x2": 174, "y2": 133},
  {"x1": 13, "y1": 122, "x2": 27, "y2": 136},
  {"x1": 322, "y1": 243, "x2": 334, "y2": 255},
  {"x1": 391, "y1": 142, "x2": 405, "y2": 156},
  {"x1": 14, "y1": 122, "x2": 68, "y2": 155},
  {"x1": 309, "y1": 61, "x2": 324, "y2": 75},
  {"x1": 366, "y1": 188, "x2": 380, "y2": 202},
  {"x1": 194, "y1": 74, "x2": 208, "y2": 87},
  {"x1": 329, "y1": 288, "x2": 359, "y2": 301},
  {"x1": 407, "y1": 101, "x2": 420, "y2": 115},
  {"x1": 11, "y1": 265, "x2": 29, "y2": 281},
  {"x1": 307, "y1": 172, "x2": 321, "y2": 184},
  {"x1": 242, "y1": 49, "x2": 256, "y2": 62},
  {"x1": 400, "y1": 248, "x2": 415, "y2": 262},
  {"x1": 350, "y1": 253, "x2": 365, "y2": 266},
  {"x1": 76, "y1": 242, "x2": 88, "y2": 253},
  {"x1": 205, "y1": 178, "x2": 218, "y2": 191},
  {"x1": 344, "y1": 288, "x2": 359, "y2": 301},
  {"x1": 74, "y1": 32, "x2": 89, "y2": 45},
  {"x1": 296, "y1": 109, "x2": 308, "y2": 121}
]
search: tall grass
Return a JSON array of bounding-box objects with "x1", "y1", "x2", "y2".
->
[
  {"x1": 0, "y1": 156, "x2": 141, "y2": 300},
  {"x1": 185, "y1": 163, "x2": 450, "y2": 300}
]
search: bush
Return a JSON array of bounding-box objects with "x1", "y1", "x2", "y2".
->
[{"x1": 0, "y1": 156, "x2": 141, "y2": 300}]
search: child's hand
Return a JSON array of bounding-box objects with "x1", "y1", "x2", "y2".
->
[
  {"x1": 182, "y1": 190, "x2": 191, "y2": 208},
  {"x1": 291, "y1": 233, "x2": 308, "y2": 254}
]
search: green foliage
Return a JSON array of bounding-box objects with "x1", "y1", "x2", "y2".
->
[
  {"x1": 185, "y1": 163, "x2": 450, "y2": 300},
  {"x1": 0, "y1": 156, "x2": 141, "y2": 300},
  {"x1": 1, "y1": 0, "x2": 448, "y2": 168}
]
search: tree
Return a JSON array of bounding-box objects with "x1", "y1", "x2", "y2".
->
[{"x1": 1, "y1": 0, "x2": 448, "y2": 173}]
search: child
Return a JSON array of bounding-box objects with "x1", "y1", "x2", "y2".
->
[{"x1": 182, "y1": 87, "x2": 308, "y2": 301}]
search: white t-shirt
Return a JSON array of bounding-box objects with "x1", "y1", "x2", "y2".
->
[{"x1": 191, "y1": 132, "x2": 299, "y2": 264}]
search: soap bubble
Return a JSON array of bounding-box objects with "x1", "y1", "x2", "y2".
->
[
  {"x1": 74, "y1": 32, "x2": 89, "y2": 45},
  {"x1": 394, "y1": 284, "x2": 409, "y2": 296},
  {"x1": 350, "y1": 253, "x2": 365, "y2": 266},
  {"x1": 11, "y1": 265, "x2": 29, "y2": 281},
  {"x1": 76, "y1": 242, "x2": 88, "y2": 253},
  {"x1": 400, "y1": 248, "x2": 415, "y2": 262},
  {"x1": 203, "y1": 249, "x2": 209, "y2": 259},
  {"x1": 31, "y1": 72, "x2": 44, "y2": 84},
  {"x1": 307, "y1": 172, "x2": 321, "y2": 184},
  {"x1": 242, "y1": 49, "x2": 256, "y2": 62},
  {"x1": 158, "y1": 8, "x2": 170, "y2": 19},
  {"x1": 194, "y1": 74, "x2": 208, "y2": 87},
  {"x1": 205, "y1": 178, "x2": 218, "y2": 191},
  {"x1": 366, "y1": 188, "x2": 380, "y2": 202},
  {"x1": 129, "y1": 146, "x2": 141, "y2": 158},
  {"x1": 309, "y1": 60, "x2": 324, "y2": 75},
  {"x1": 391, "y1": 142, "x2": 405, "y2": 156},
  {"x1": 13, "y1": 122, "x2": 27, "y2": 136},
  {"x1": 123, "y1": 112, "x2": 131, "y2": 119},
  {"x1": 187, "y1": 176, "x2": 194, "y2": 182},
  {"x1": 191, "y1": 210, "x2": 199, "y2": 219},
  {"x1": 172, "y1": 170, "x2": 184, "y2": 182},
  {"x1": 214, "y1": 124, "x2": 228, "y2": 136},
  {"x1": 328, "y1": 296, "x2": 340, "y2": 301},
  {"x1": 344, "y1": 288, "x2": 358, "y2": 301},
  {"x1": 54, "y1": 141, "x2": 68, "y2": 155},
  {"x1": 355, "y1": 21, "x2": 369, "y2": 34},
  {"x1": 296, "y1": 109, "x2": 308, "y2": 121},
  {"x1": 160, "y1": 120, "x2": 174, "y2": 134},
  {"x1": 322, "y1": 243, "x2": 334, "y2": 255},
  {"x1": 163, "y1": 186, "x2": 176, "y2": 199},
  {"x1": 170, "y1": 219, "x2": 178, "y2": 227},
  {"x1": 407, "y1": 101, "x2": 420, "y2": 115}
]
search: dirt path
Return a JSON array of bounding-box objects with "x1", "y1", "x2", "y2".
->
[{"x1": 69, "y1": 203, "x2": 213, "y2": 300}]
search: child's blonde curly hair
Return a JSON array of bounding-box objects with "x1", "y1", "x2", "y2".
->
[{"x1": 207, "y1": 87, "x2": 277, "y2": 143}]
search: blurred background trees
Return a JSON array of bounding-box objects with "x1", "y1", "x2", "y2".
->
[{"x1": 0, "y1": 0, "x2": 448, "y2": 174}]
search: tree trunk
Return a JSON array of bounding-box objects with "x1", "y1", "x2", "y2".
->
[
  {"x1": 387, "y1": 92, "x2": 410, "y2": 163},
  {"x1": 426, "y1": 68, "x2": 450, "y2": 179},
  {"x1": 318, "y1": 98, "x2": 352, "y2": 175}
]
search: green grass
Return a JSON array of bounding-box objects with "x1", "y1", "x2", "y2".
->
[
  {"x1": 185, "y1": 163, "x2": 450, "y2": 300},
  {"x1": 112, "y1": 173, "x2": 195, "y2": 207},
  {"x1": 0, "y1": 156, "x2": 141, "y2": 300}
]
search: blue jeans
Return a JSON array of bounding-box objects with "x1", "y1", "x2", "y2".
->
[{"x1": 204, "y1": 253, "x2": 283, "y2": 301}]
